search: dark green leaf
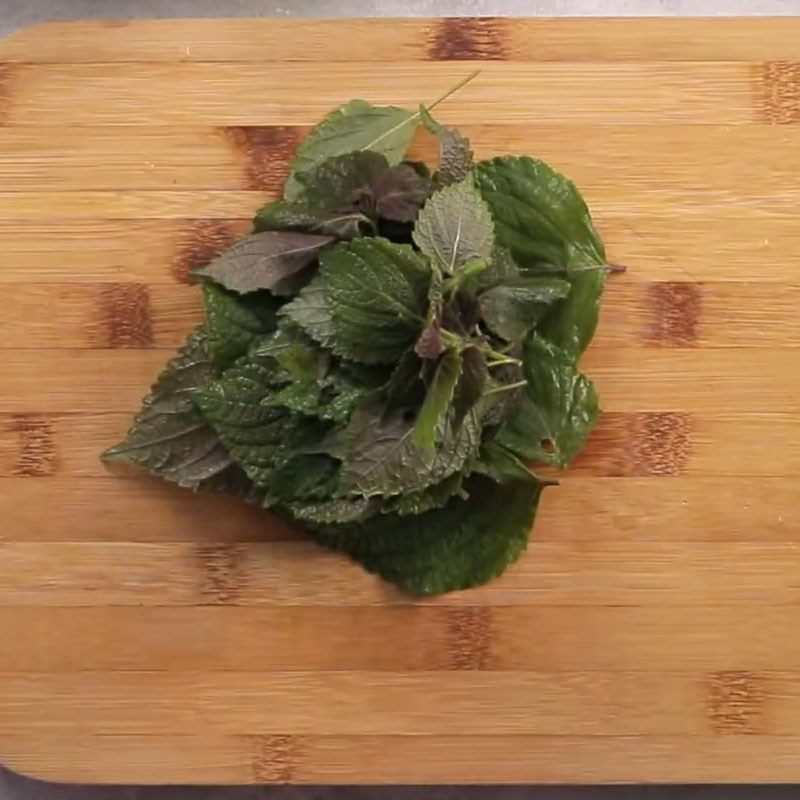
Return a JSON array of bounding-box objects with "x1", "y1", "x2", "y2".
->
[
  {"x1": 479, "y1": 276, "x2": 571, "y2": 342},
  {"x1": 496, "y1": 333, "x2": 599, "y2": 468},
  {"x1": 277, "y1": 276, "x2": 337, "y2": 348},
  {"x1": 337, "y1": 405, "x2": 481, "y2": 498},
  {"x1": 202, "y1": 282, "x2": 278, "y2": 372},
  {"x1": 102, "y1": 326, "x2": 236, "y2": 489},
  {"x1": 475, "y1": 440, "x2": 540, "y2": 484},
  {"x1": 473, "y1": 155, "x2": 605, "y2": 271},
  {"x1": 313, "y1": 476, "x2": 545, "y2": 595},
  {"x1": 413, "y1": 175, "x2": 494, "y2": 274},
  {"x1": 453, "y1": 346, "x2": 488, "y2": 425},
  {"x1": 462, "y1": 245, "x2": 519, "y2": 294},
  {"x1": 413, "y1": 349, "x2": 462, "y2": 454},
  {"x1": 321, "y1": 237, "x2": 431, "y2": 364},
  {"x1": 420, "y1": 105, "x2": 473, "y2": 186},
  {"x1": 382, "y1": 471, "x2": 465, "y2": 517},
  {"x1": 294, "y1": 151, "x2": 389, "y2": 211},
  {"x1": 254, "y1": 200, "x2": 369, "y2": 240},
  {"x1": 382, "y1": 350, "x2": 425, "y2": 411},
  {"x1": 285, "y1": 99, "x2": 418, "y2": 200},
  {"x1": 539, "y1": 268, "x2": 607, "y2": 357},
  {"x1": 192, "y1": 352, "x2": 292, "y2": 487},
  {"x1": 195, "y1": 231, "x2": 334, "y2": 295}
]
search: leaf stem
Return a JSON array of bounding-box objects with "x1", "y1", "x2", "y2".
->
[
  {"x1": 426, "y1": 70, "x2": 481, "y2": 113},
  {"x1": 484, "y1": 380, "x2": 527, "y2": 396},
  {"x1": 487, "y1": 356, "x2": 522, "y2": 368}
]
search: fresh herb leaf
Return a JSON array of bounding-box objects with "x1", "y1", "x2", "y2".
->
[
  {"x1": 479, "y1": 276, "x2": 571, "y2": 342},
  {"x1": 102, "y1": 326, "x2": 237, "y2": 489},
  {"x1": 313, "y1": 476, "x2": 545, "y2": 595},
  {"x1": 496, "y1": 333, "x2": 599, "y2": 468},
  {"x1": 254, "y1": 200, "x2": 369, "y2": 240},
  {"x1": 420, "y1": 105, "x2": 473, "y2": 186},
  {"x1": 382, "y1": 471, "x2": 465, "y2": 516},
  {"x1": 413, "y1": 174, "x2": 494, "y2": 274},
  {"x1": 284, "y1": 100, "x2": 419, "y2": 201},
  {"x1": 473, "y1": 155, "x2": 605, "y2": 271},
  {"x1": 336, "y1": 405, "x2": 481, "y2": 498},
  {"x1": 202, "y1": 283, "x2": 279, "y2": 372},
  {"x1": 195, "y1": 231, "x2": 334, "y2": 295},
  {"x1": 453, "y1": 345, "x2": 488, "y2": 425},
  {"x1": 107, "y1": 80, "x2": 618, "y2": 596},
  {"x1": 192, "y1": 352, "x2": 293, "y2": 487},
  {"x1": 413, "y1": 349, "x2": 462, "y2": 454},
  {"x1": 539, "y1": 268, "x2": 607, "y2": 358},
  {"x1": 321, "y1": 237, "x2": 431, "y2": 364}
]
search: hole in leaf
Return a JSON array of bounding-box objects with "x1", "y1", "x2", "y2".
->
[{"x1": 540, "y1": 438, "x2": 556, "y2": 455}]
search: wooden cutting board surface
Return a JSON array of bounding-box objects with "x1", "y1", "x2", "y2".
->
[{"x1": 0, "y1": 17, "x2": 799, "y2": 785}]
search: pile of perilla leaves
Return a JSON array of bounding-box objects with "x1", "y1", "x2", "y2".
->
[{"x1": 104, "y1": 77, "x2": 620, "y2": 595}]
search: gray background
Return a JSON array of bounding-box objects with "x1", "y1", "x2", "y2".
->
[{"x1": 1, "y1": 0, "x2": 798, "y2": 797}]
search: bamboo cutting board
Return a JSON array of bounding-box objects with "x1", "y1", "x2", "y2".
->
[{"x1": 0, "y1": 17, "x2": 799, "y2": 785}]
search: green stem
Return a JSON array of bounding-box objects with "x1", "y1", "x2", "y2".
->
[
  {"x1": 484, "y1": 380, "x2": 527, "y2": 396},
  {"x1": 426, "y1": 70, "x2": 481, "y2": 113}
]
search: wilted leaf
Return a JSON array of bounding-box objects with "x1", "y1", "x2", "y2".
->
[{"x1": 195, "y1": 231, "x2": 334, "y2": 294}]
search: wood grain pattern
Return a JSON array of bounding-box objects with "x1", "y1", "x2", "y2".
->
[{"x1": 1, "y1": 17, "x2": 799, "y2": 785}]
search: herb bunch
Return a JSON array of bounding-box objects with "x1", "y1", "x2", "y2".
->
[{"x1": 104, "y1": 78, "x2": 620, "y2": 595}]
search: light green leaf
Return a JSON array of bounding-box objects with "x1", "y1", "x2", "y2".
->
[
  {"x1": 473, "y1": 155, "x2": 605, "y2": 271},
  {"x1": 313, "y1": 476, "x2": 545, "y2": 595},
  {"x1": 202, "y1": 283, "x2": 278, "y2": 372},
  {"x1": 287, "y1": 495, "x2": 378, "y2": 525},
  {"x1": 277, "y1": 276, "x2": 338, "y2": 349},
  {"x1": 195, "y1": 231, "x2": 334, "y2": 295},
  {"x1": 285, "y1": 100, "x2": 418, "y2": 200},
  {"x1": 413, "y1": 175, "x2": 494, "y2": 274},
  {"x1": 383, "y1": 471, "x2": 464, "y2": 516},
  {"x1": 413, "y1": 349, "x2": 462, "y2": 453},
  {"x1": 102, "y1": 326, "x2": 236, "y2": 489},
  {"x1": 479, "y1": 276, "x2": 571, "y2": 342},
  {"x1": 321, "y1": 237, "x2": 431, "y2": 364},
  {"x1": 496, "y1": 333, "x2": 599, "y2": 468}
]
